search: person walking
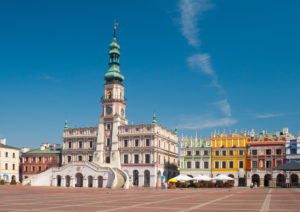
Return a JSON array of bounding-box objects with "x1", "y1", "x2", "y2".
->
[{"x1": 156, "y1": 181, "x2": 158, "y2": 191}]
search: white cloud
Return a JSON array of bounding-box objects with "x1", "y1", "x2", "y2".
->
[
  {"x1": 187, "y1": 53, "x2": 215, "y2": 77},
  {"x1": 41, "y1": 74, "x2": 59, "y2": 82},
  {"x1": 179, "y1": 0, "x2": 214, "y2": 47},
  {"x1": 178, "y1": 115, "x2": 237, "y2": 130},
  {"x1": 214, "y1": 99, "x2": 231, "y2": 116},
  {"x1": 254, "y1": 113, "x2": 286, "y2": 119}
]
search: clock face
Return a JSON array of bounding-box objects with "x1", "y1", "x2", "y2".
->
[
  {"x1": 121, "y1": 109, "x2": 124, "y2": 116},
  {"x1": 106, "y1": 107, "x2": 112, "y2": 115}
]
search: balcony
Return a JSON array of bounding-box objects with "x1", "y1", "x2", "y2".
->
[{"x1": 101, "y1": 96, "x2": 127, "y2": 104}]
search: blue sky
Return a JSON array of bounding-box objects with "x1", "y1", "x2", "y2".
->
[{"x1": 1, "y1": 0, "x2": 300, "y2": 148}]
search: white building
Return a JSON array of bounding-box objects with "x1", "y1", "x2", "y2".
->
[
  {"x1": 23, "y1": 26, "x2": 178, "y2": 188},
  {"x1": 0, "y1": 138, "x2": 20, "y2": 182}
]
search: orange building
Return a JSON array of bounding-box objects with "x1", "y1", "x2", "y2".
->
[{"x1": 211, "y1": 131, "x2": 248, "y2": 186}]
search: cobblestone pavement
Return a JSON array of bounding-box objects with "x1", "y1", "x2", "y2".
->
[{"x1": 0, "y1": 185, "x2": 299, "y2": 211}]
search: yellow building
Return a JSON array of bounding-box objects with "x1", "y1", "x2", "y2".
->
[{"x1": 211, "y1": 131, "x2": 248, "y2": 186}]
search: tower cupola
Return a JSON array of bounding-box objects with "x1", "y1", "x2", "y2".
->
[{"x1": 104, "y1": 25, "x2": 125, "y2": 82}]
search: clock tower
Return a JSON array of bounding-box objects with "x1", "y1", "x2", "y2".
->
[{"x1": 95, "y1": 25, "x2": 127, "y2": 168}]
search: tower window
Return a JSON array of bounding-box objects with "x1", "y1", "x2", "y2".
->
[
  {"x1": 68, "y1": 141, "x2": 72, "y2": 148},
  {"x1": 107, "y1": 138, "x2": 111, "y2": 146},
  {"x1": 89, "y1": 140, "x2": 93, "y2": 148},
  {"x1": 124, "y1": 140, "x2": 128, "y2": 147},
  {"x1": 106, "y1": 124, "x2": 111, "y2": 130}
]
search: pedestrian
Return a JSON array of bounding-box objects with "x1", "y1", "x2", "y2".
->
[
  {"x1": 250, "y1": 182, "x2": 253, "y2": 189},
  {"x1": 156, "y1": 181, "x2": 158, "y2": 191}
]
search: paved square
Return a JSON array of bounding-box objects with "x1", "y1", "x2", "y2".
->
[{"x1": 0, "y1": 186, "x2": 299, "y2": 211}]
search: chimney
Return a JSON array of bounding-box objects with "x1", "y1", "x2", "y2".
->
[{"x1": 0, "y1": 138, "x2": 6, "y2": 145}]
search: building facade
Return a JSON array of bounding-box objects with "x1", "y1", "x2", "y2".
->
[
  {"x1": 180, "y1": 135, "x2": 211, "y2": 177},
  {"x1": 247, "y1": 129, "x2": 287, "y2": 187},
  {"x1": 285, "y1": 134, "x2": 300, "y2": 163},
  {"x1": 119, "y1": 118, "x2": 178, "y2": 187},
  {"x1": 0, "y1": 138, "x2": 20, "y2": 182},
  {"x1": 211, "y1": 131, "x2": 248, "y2": 186},
  {"x1": 21, "y1": 143, "x2": 61, "y2": 180}
]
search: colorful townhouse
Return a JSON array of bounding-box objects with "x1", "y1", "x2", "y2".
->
[
  {"x1": 285, "y1": 134, "x2": 300, "y2": 163},
  {"x1": 211, "y1": 131, "x2": 248, "y2": 186},
  {"x1": 21, "y1": 143, "x2": 61, "y2": 180},
  {"x1": 246, "y1": 129, "x2": 287, "y2": 187},
  {"x1": 180, "y1": 135, "x2": 211, "y2": 177}
]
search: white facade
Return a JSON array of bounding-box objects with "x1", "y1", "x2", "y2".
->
[{"x1": 0, "y1": 139, "x2": 20, "y2": 182}]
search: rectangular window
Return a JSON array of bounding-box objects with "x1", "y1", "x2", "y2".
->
[
  {"x1": 78, "y1": 156, "x2": 82, "y2": 161},
  {"x1": 266, "y1": 149, "x2": 271, "y2": 155},
  {"x1": 38, "y1": 166, "x2": 41, "y2": 172},
  {"x1": 13, "y1": 164, "x2": 15, "y2": 170},
  {"x1": 222, "y1": 150, "x2": 226, "y2": 156},
  {"x1": 215, "y1": 151, "x2": 219, "y2": 156},
  {"x1": 79, "y1": 141, "x2": 83, "y2": 148},
  {"x1": 276, "y1": 149, "x2": 282, "y2": 155},
  {"x1": 134, "y1": 155, "x2": 139, "y2": 164},
  {"x1": 204, "y1": 161, "x2": 209, "y2": 169},
  {"x1": 33, "y1": 157, "x2": 36, "y2": 162},
  {"x1": 32, "y1": 166, "x2": 35, "y2": 172},
  {"x1": 25, "y1": 166, "x2": 28, "y2": 172},
  {"x1": 196, "y1": 151, "x2": 200, "y2": 156},
  {"x1": 276, "y1": 160, "x2": 282, "y2": 167},
  {"x1": 89, "y1": 155, "x2": 93, "y2": 162},
  {"x1": 252, "y1": 150, "x2": 257, "y2": 155},
  {"x1": 187, "y1": 161, "x2": 191, "y2": 168},
  {"x1": 26, "y1": 157, "x2": 29, "y2": 162},
  {"x1": 266, "y1": 160, "x2": 272, "y2": 168},
  {"x1": 124, "y1": 155, "x2": 128, "y2": 164},
  {"x1": 39, "y1": 157, "x2": 42, "y2": 162},
  {"x1": 187, "y1": 151, "x2": 191, "y2": 156},
  {"x1": 215, "y1": 161, "x2": 219, "y2": 169},
  {"x1": 13, "y1": 153, "x2": 15, "y2": 158},
  {"x1": 68, "y1": 156, "x2": 71, "y2": 162},
  {"x1": 45, "y1": 157, "x2": 48, "y2": 162},
  {"x1": 229, "y1": 150, "x2": 233, "y2": 156},
  {"x1": 107, "y1": 123, "x2": 111, "y2": 130},
  {"x1": 107, "y1": 138, "x2": 111, "y2": 146},
  {"x1": 135, "y1": 139, "x2": 139, "y2": 147},
  {"x1": 146, "y1": 139, "x2": 150, "y2": 147},
  {"x1": 239, "y1": 161, "x2": 244, "y2": 168},
  {"x1": 89, "y1": 141, "x2": 93, "y2": 148},
  {"x1": 145, "y1": 154, "x2": 150, "y2": 164},
  {"x1": 204, "y1": 150, "x2": 208, "y2": 156},
  {"x1": 5, "y1": 152, "x2": 8, "y2": 157},
  {"x1": 222, "y1": 161, "x2": 226, "y2": 168},
  {"x1": 239, "y1": 150, "x2": 243, "y2": 156},
  {"x1": 252, "y1": 161, "x2": 258, "y2": 168},
  {"x1": 124, "y1": 139, "x2": 128, "y2": 147},
  {"x1": 195, "y1": 161, "x2": 200, "y2": 168},
  {"x1": 229, "y1": 161, "x2": 234, "y2": 169},
  {"x1": 5, "y1": 163, "x2": 8, "y2": 170},
  {"x1": 68, "y1": 141, "x2": 72, "y2": 148}
]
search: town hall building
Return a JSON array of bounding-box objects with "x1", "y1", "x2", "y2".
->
[{"x1": 23, "y1": 26, "x2": 178, "y2": 188}]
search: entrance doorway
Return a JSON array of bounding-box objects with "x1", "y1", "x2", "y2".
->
[
  {"x1": 133, "y1": 170, "x2": 139, "y2": 186},
  {"x1": 252, "y1": 174, "x2": 260, "y2": 187},
  {"x1": 75, "y1": 173, "x2": 83, "y2": 187},
  {"x1": 264, "y1": 174, "x2": 272, "y2": 187}
]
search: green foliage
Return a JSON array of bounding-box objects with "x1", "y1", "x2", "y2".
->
[
  {"x1": 0, "y1": 180, "x2": 5, "y2": 185},
  {"x1": 10, "y1": 179, "x2": 17, "y2": 185},
  {"x1": 194, "y1": 182, "x2": 200, "y2": 188},
  {"x1": 184, "y1": 182, "x2": 189, "y2": 188}
]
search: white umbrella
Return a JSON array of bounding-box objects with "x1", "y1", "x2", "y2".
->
[
  {"x1": 213, "y1": 174, "x2": 234, "y2": 181},
  {"x1": 192, "y1": 175, "x2": 212, "y2": 181},
  {"x1": 173, "y1": 174, "x2": 193, "y2": 182}
]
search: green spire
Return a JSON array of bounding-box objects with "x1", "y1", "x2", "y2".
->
[
  {"x1": 174, "y1": 128, "x2": 178, "y2": 135},
  {"x1": 104, "y1": 24, "x2": 125, "y2": 82},
  {"x1": 152, "y1": 113, "x2": 157, "y2": 125},
  {"x1": 64, "y1": 120, "x2": 68, "y2": 129}
]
